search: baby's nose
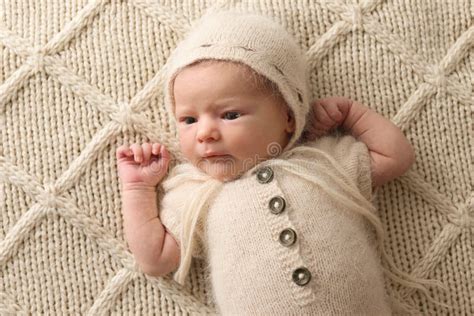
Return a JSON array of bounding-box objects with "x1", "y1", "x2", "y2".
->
[{"x1": 197, "y1": 120, "x2": 220, "y2": 142}]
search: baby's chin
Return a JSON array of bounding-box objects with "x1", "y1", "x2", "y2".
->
[
  {"x1": 199, "y1": 165, "x2": 243, "y2": 182},
  {"x1": 194, "y1": 158, "x2": 248, "y2": 182}
]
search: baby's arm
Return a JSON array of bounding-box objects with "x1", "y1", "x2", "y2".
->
[
  {"x1": 116, "y1": 143, "x2": 180, "y2": 276},
  {"x1": 310, "y1": 97, "x2": 415, "y2": 187}
]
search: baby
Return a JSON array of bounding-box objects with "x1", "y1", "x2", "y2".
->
[{"x1": 117, "y1": 11, "x2": 419, "y2": 315}]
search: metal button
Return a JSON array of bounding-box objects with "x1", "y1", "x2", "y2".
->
[
  {"x1": 256, "y1": 166, "x2": 274, "y2": 184},
  {"x1": 269, "y1": 196, "x2": 286, "y2": 214},
  {"x1": 292, "y1": 267, "x2": 311, "y2": 286},
  {"x1": 279, "y1": 228, "x2": 297, "y2": 246}
]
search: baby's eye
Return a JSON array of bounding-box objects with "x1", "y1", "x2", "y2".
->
[
  {"x1": 223, "y1": 111, "x2": 241, "y2": 120},
  {"x1": 182, "y1": 117, "x2": 196, "y2": 124}
]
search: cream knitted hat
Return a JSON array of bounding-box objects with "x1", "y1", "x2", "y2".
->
[{"x1": 164, "y1": 11, "x2": 311, "y2": 150}]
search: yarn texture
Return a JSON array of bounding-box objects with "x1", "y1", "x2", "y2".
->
[{"x1": 0, "y1": 0, "x2": 472, "y2": 314}]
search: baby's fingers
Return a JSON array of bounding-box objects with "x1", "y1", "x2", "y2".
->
[
  {"x1": 160, "y1": 146, "x2": 171, "y2": 171},
  {"x1": 321, "y1": 102, "x2": 343, "y2": 123},
  {"x1": 116, "y1": 145, "x2": 133, "y2": 159},
  {"x1": 152, "y1": 143, "x2": 161, "y2": 155},
  {"x1": 149, "y1": 145, "x2": 171, "y2": 180},
  {"x1": 141, "y1": 143, "x2": 153, "y2": 164},
  {"x1": 153, "y1": 146, "x2": 170, "y2": 169},
  {"x1": 314, "y1": 103, "x2": 336, "y2": 128},
  {"x1": 160, "y1": 145, "x2": 171, "y2": 163},
  {"x1": 130, "y1": 144, "x2": 143, "y2": 163}
]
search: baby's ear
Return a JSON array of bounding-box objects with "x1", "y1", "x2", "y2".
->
[{"x1": 285, "y1": 109, "x2": 296, "y2": 133}]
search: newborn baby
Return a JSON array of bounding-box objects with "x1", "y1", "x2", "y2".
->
[{"x1": 117, "y1": 11, "x2": 420, "y2": 315}]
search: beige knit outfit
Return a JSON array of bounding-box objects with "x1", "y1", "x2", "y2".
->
[
  {"x1": 160, "y1": 135, "x2": 391, "y2": 315},
  {"x1": 0, "y1": 1, "x2": 471, "y2": 315},
  {"x1": 161, "y1": 11, "x2": 394, "y2": 314}
]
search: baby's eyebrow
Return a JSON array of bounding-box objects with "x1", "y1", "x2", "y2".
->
[
  {"x1": 174, "y1": 107, "x2": 194, "y2": 117},
  {"x1": 175, "y1": 96, "x2": 251, "y2": 116},
  {"x1": 210, "y1": 97, "x2": 241, "y2": 108}
]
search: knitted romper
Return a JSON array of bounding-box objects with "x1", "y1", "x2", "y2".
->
[{"x1": 159, "y1": 134, "x2": 391, "y2": 315}]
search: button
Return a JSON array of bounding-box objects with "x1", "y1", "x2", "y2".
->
[
  {"x1": 279, "y1": 228, "x2": 297, "y2": 246},
  {"x1": 256, "y1": 167, "x2": 274, "y2": 184},
  {"x1": 292, "y1": 267, "x2": 311, "y2": 286},
  {"x1": 269, "y1": 196, "x2": 286, "y2": 214}
]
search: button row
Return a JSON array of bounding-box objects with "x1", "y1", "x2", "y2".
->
[
  {"x1": 279, "y1": 228, "x2": 297, "y2": 246},
  {"x1": 292, "y1": 267, "x2": 311, "y2": 286},
  {"x1": 256, "y1": 166, "x2": 274, "y2": 184},
  {"x1": 256, "y1": 166, "x2": 312, "y2": 287},
  {"x1": 269, "y1": 196, "x2": 285, "y2": 214}
]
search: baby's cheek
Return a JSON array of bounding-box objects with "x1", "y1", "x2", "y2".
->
[
  {"x1": 178, "y1": 134, "x2": 194, "y2": 160},
  {"x1": 235, "y1": 137, "x2": 270, "y2": 161},
  {"x1": 226, "y1": 123, "x2": 272, "y2": 160}
]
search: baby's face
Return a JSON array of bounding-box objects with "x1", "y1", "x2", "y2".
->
[{"x1": 173, "y1": 61, "x2": 294, "y2": 182}]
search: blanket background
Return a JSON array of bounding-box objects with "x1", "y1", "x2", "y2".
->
[{"x1": 1, "y1": 0, "x2": 472, "y2": 314}]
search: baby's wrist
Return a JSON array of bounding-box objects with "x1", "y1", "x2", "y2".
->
[{"x1": 121, "y1": 182, "x2": 157, "y2": 193}]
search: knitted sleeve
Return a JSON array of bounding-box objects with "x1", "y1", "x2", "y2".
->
[
  {"x1": 159, "y1": 164, "x2": 208, "y2": 259},
  {"x1": 310, "y1": 134, "x2": 373, "y2": 201},
  {"x1": 159, "y1": 182, "x2": 185, "y2": 247}
]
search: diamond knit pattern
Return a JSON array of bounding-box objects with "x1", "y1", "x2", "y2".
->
[{"x1": 0, "y1": 0, "x2": 472, "y2": 314}]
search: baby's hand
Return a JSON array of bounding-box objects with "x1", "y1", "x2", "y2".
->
[
  {"x1": 116, "y1": 143, "x2": 171, "y2": 190},
  {"x1": 305, "y1": 97, "x2": 352, "y2": 140}
]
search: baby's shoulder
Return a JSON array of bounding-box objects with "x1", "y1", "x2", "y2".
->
[
  {"x1": 301, "y1": 134, "x2": 359, "y2": 150},
  {"x1": 290, "y1": 134, "x2": 364, "y2": 160},
  {"x1": 291, "y1": 134, "x2": 373, "y2": 199},
  {"x1": 162, "y1": 163, "x2": 209, "y2": 190},
  {"x1": 160, "y1": 163, "x2": 211, "y2": 208}
]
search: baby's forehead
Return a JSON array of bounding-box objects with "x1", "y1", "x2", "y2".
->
[{"x1": 174, "y1": 61, "x2": 276, "y2": 99}]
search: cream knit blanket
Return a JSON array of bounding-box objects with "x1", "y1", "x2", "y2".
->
[{"x1": 0, "y1": 0, "x2": 472, "y2": 314}]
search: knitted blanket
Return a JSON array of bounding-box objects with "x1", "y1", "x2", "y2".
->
[{"x1": 0, "y1": 0, "x2": 472, "y2": 314}]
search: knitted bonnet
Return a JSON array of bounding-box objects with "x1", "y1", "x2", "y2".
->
[{"x1": 164, "y1": 11, "x2": 311, "y2": 150}]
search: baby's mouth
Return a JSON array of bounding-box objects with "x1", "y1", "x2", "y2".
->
[
  {"x1": 204, "y1": 154, "x2": 232, "y2": 160},
  {"x1": 202, "y1": 152, "x2": 230, "y2": 158},
  {"x1": 199, "y1": 154, "x2": 234, "y2": 167}
]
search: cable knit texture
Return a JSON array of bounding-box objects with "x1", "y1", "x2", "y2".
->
[{"x1": 0, "y1": 0, "x2": 472, "y2": 314}]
